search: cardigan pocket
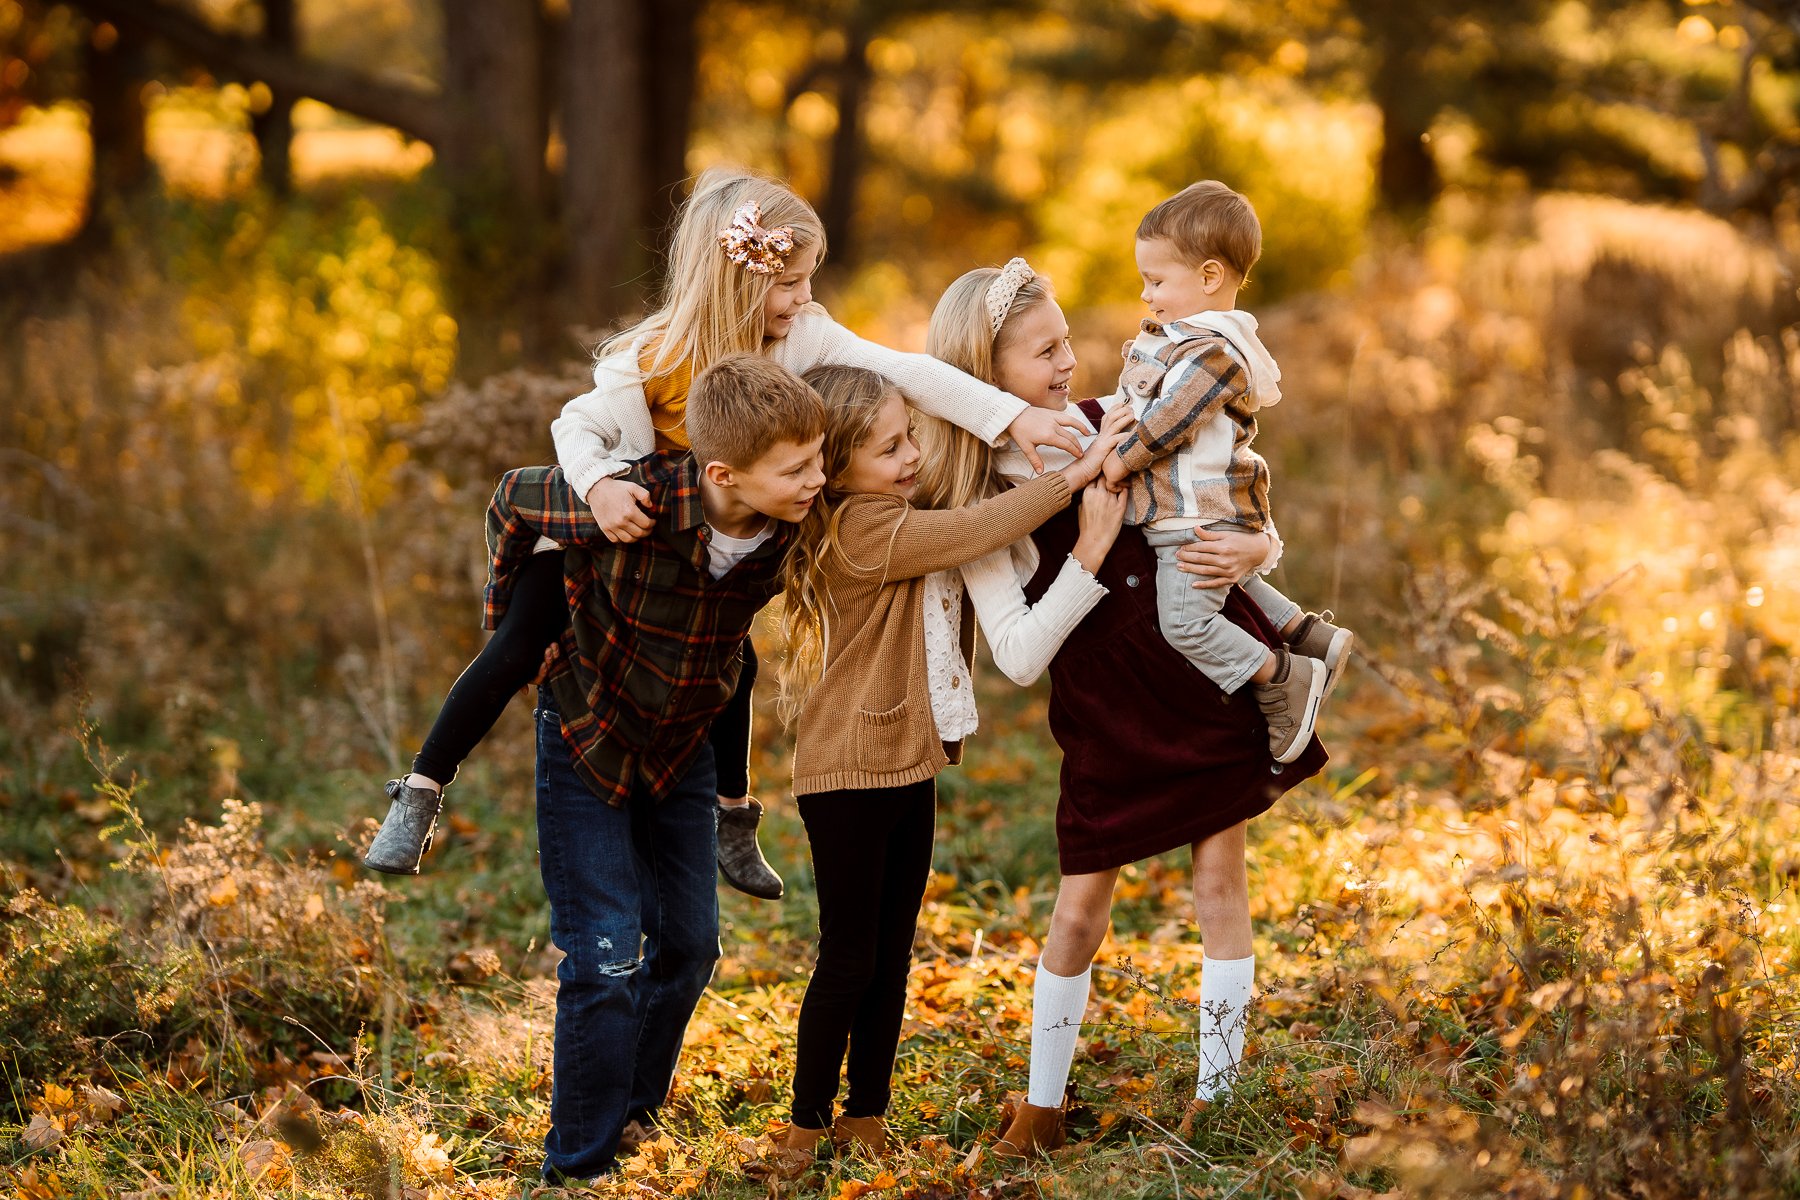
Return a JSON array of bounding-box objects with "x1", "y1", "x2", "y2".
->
[{"x1": 854, "y1": 697, "x2": 917, "y2": 769}]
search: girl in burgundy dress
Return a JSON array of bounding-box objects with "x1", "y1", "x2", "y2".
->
[{"x1": 922, "y1": 259, "x2": 1329, "y2": 1157}]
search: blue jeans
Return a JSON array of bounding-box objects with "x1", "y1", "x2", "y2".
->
[{"x1": 534, "y1": 691, "x2": 721, "y2": 1181}]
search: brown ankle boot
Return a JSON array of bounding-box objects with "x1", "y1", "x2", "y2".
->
[
  {"x1": 833, "y1": 1113, "x2": 889, "y2": 1156},
  {"x1": 746, "y1": 1123, "x2": 829, "y2": 1180},
  {"x1": 992, "y1": 1102, "x2": 1065, "y2": 1160}
]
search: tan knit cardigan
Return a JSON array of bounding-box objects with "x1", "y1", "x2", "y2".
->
[{"x1": 790, "y1": 471, "x2": 1073, "y2": 796}]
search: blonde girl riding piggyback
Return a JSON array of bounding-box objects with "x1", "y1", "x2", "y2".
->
[
  {"x1": 363, "y1": 169, "x2": 1089, "y2": 887},
  {"x1": 753, "y1": 362, "x2": 1124, "y2": 1176}
]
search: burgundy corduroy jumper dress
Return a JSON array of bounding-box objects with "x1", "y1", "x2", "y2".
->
[{"x1": 1024, "y1": 402, "x2": 1328, "y2": 875}]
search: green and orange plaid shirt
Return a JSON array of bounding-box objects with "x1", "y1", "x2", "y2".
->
[{"x1": 483, "y1": 456, "x2": 792, "y2": 806}]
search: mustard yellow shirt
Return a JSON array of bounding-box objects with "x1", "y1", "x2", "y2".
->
[{"x1": 641, "y1": 342, "x2": 693, "y2": 453}]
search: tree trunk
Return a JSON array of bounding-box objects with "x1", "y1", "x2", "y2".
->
[
  {"x1": 819, "y1": 23, "x2": 872, "y2": 270},
  {"x1": 251, "y1": 0, "x2": 296, "y2": 195},
  {"x1": 441, "y1": 4, "x2": 546, "y2": 216},
  {"x1": 1374, "y1": 79, "x2": 1438, "y2": 212},
  {"x1": 442, "y1": 1, "x2": 551, "y2": 371},
  {"x1": 640, "y1": 0, "x2": 702, "y2": 251},
  {"x1": 561, "y1": 0, "x2": 648, "y2": 332},
  {"x1": 80, "y1": 20, "x2": 149, "y2": 245},
  {"x1": 1362, "y1": 14, "x2": 1439, "y2": 214}
]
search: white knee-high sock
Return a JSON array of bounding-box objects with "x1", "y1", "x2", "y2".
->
[
  {"x1": 1194, "y1": 954, "x2": 1255, "y2": 1099},
  {"x1": 1025, "y1": 961, "x2": 1092, "y2": 1108}
]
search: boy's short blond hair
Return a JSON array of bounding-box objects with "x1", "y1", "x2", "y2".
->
[
  {"x1": 1137, "y1": 180, "x2": 1262, "y2": 278},
  {"x1": 687, "y1": 354, "x2": 827, "y2": 469}
]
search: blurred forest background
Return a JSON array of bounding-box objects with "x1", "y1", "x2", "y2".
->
[{"x1": 3, "y1": 1, "x2": 1800, "y2": 1198}]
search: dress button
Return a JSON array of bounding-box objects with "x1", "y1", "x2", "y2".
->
[
  {"x1": 951, "y1": 675, "x2": 961, "y2": 689},
  {"x1": 942, "y1": 596, "x2": 951, "y2": 612},
  {"x1": 1125, "y1": 574, "x2": 1140, "y2": 588}
]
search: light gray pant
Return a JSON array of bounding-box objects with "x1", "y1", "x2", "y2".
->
[{"x1": 1144, "y1": 524, "x2": 1301, "y2": 694}]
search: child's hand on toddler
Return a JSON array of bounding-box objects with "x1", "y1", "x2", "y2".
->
[
  {"x1": 1175, "y1": 527, "x2": 1272, "y2": 589},
  {"x1": 1006, "y1": 406, "x2": 1090, "y2": 473},
  {"x1": 1064, "y1": 420, "x2": 1131, "y2": 491},
  {"x1": 586, "y1": 477, "x2": 656, "y2": 542},
  {"x1": 1072, "y1": 481, "x2": 1128, "y2": 574},
  {"x1": 1098, "y1": 403, "x2": 1137, "y2": 438}
]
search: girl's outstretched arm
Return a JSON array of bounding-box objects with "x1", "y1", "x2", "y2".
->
[
  {"x1": 841, "y1": 422, "x2": 1119, "y2": 582},
  {"x1": 787, "y1": 311, "x2": 1085, "y2": 470},
  {"x1": 839, "y1": 471, "x2": 1072, "y2": 585}
]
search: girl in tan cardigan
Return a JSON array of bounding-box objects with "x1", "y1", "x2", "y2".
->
[{"x1": 757, "y1": 364, "x2": 1121, "y2": 1174}]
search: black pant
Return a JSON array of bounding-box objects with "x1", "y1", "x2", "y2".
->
[
  {"x1": 410, "y1": 550, "x2": 758, "y2": 797},
  {"x1": 790, "y1": 779, "x2": 937, "y2": 1128}
]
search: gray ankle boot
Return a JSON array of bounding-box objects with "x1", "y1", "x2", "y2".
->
[
  {"x1": 717, "y1": 798, "x2": 783, "y2": 900},
  {"x1": 362, "y1": 779, "x2": 444, "y2": 875}
]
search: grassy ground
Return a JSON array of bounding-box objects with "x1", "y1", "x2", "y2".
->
[{"x1": 3, "y1": 132, "x2": 1799, "y2": 1197}]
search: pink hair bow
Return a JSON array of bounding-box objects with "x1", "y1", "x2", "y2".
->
[{"x1": 717, "y1": 202, "x2": 795, "y2": 276}]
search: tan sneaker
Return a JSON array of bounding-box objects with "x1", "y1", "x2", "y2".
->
[
  {"x1": 992, "y1": 1101, "x2": 1065, "y2": 1160},
  {"x1": 1252, "y1": 650, "x2": 1326, "y2": 764},
  {"x1": 1286, "y1": 611, "x2": 1354, "y2": 698},
  {"x1": 832, "y1": 1113, "x2": 888, "y2": 1157}
]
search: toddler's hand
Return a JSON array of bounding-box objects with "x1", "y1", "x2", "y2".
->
[
  {"x1": 1100, "y1": 450, "x2": 1131, "y2": 492},
  {"x1": 587, "y1": 477, "x2": 655, "y2": 542}
]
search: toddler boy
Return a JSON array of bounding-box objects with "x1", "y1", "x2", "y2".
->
[{"x1": 1100, "y1": 180, "x2": 1353, "y2": 762}]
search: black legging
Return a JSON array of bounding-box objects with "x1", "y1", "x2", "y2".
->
[
  {"x1": 410, "y1": 550, "x2": 758, "y2": 797},
  {"x1": 790, "y1": 779, "x2": 937, "y2": 1129}
]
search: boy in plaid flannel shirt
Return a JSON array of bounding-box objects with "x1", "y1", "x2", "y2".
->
[
  {"x1": 1099, "y1": 181, "x2": 1355, "y2": 764},
  {"x1": 484, "y1": 355, "x2": 826, "y2": 1184}
]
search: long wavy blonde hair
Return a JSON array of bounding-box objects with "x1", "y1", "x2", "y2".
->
[
  {"x1": 600, "y1": 168, "x2": 827, "y2": 383},
  {"x1": 916, "y1": 262, "x2": 1058, "y2": 572},
  {"x1": 775, "y1": 363, "x2": 900, "y2": 726}
]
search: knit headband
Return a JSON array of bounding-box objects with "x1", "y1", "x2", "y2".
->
[{"x1": 984, "y1": 257, "x2": 1036, "y2": 335}]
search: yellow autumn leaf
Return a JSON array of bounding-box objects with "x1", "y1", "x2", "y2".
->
[
  {"x1": 22, "y1": 1113, "x2": 65, "y2": 1151},
  {"x1": 208, "y1": 875, "x2": 240, "y2": 906},
  {"x1": 80, "y1": 1084, "x2": 128, "y2": 1124},
  {"x1": 238, "y1": 1138, "x2": 292, "y2": 1186},
  {"x1": 406, "y1": 1130, "x2": 454, "y2": 1180},
  {"x1": 36, "y1": 1083, "x2": 76, "y2": 1114}
]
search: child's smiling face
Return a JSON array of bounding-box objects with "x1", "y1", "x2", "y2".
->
[
  {"x1": 721, "y1": 435, "x2": 827, "y2": 525},
  {"x1": 1135, "y1": 237, "x2": 1240, "y2": 323},
  {"x1": 994, "y1": 298, "x2": 1078, "y2": 410},
  {"x1": 763, "y1": 243, "x2": 821, "y2": 339},
  {"x1": 834, "y1": 391, "x2": 921, "y2": 500}
]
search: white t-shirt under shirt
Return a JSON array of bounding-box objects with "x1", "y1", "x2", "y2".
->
[{"x1": 704, "y1": 522, "x2": 773, "y2": 580}]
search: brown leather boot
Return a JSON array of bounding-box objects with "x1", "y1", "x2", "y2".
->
[
  {"x1": 745, "y1": 1122, "x2": 829, "y2": 1180},
  {"x1": 992, "y1": 1102, "x2": 1065, "y2": 1160},
  {"x1": 833, "y1": 1113, "x2": 889, "y2": 1157}
]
